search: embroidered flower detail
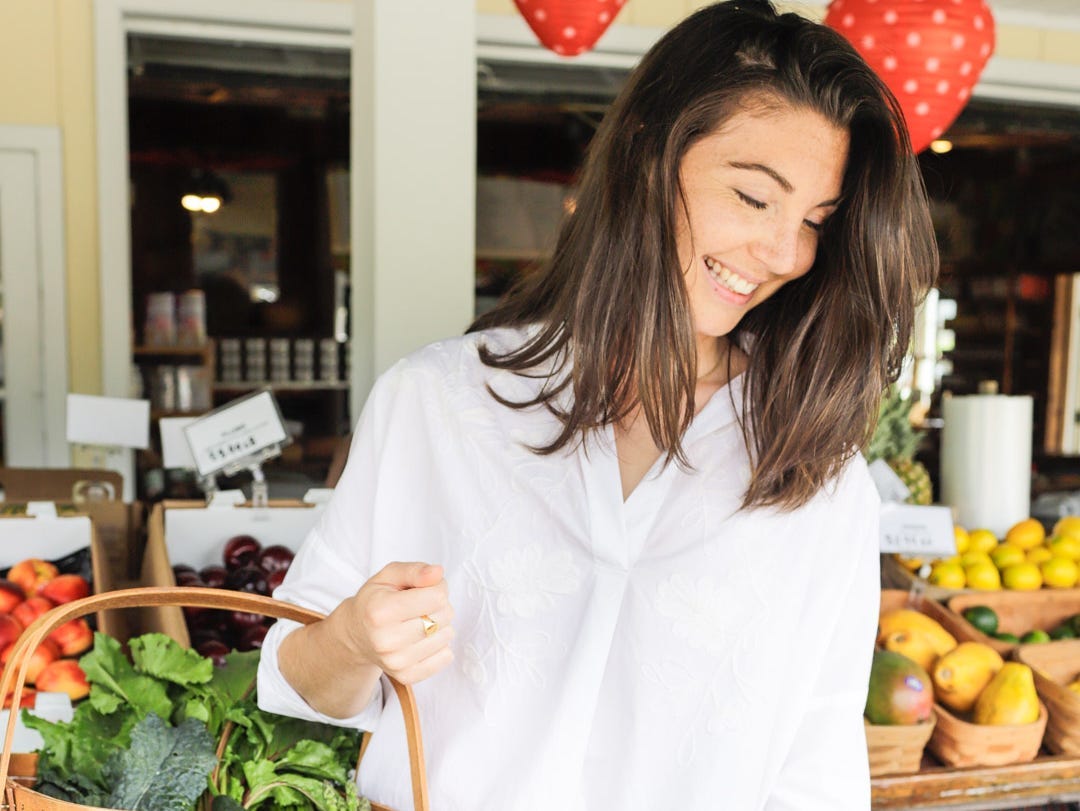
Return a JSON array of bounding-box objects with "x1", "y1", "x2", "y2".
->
[
  {"x1": 655, "y1": 574, "x2": 728, "y2": 655},
  {"x1": 488, "y1": 543, "x2": 581, "y2": 618},
  {"x1": 461, "y1": 643, "x2": 488, "y2": 686}
]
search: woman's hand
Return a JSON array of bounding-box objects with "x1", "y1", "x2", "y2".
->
[{"x1": 330, "y1": 561, "x2": 456, "y2": 685}]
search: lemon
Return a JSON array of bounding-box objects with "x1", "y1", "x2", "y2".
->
[
  {"x1": 1048, "y1": 534, "x2": 1080, "y2": 561},
  {"x1": 965, "y1": 561, "x2": 1002, "y2": 590},
  {"x1": 1042, "y1": 557, "x2": 1080, "y2": 589},
  {"x1": 894, "y1": 554, "x2": 924, "y2": 572},
  {"x1": 1026, "y1": 546, "x2": 1053, "y2": 565},
  {"x1": 954, "y1": 526, "x2": 971, "y2": 555},
  {"x1": 968, "y1": 528, "x2": 999, "y2": 554},
  {"x1": 928, "y1": 561, "x2": 966, "y2": 589},
  {"x1": 989, "y1": 543, "x2": 1027, "y2": 571},
  {"x1": 1054, "y1": 516, "x2": 1080, "y2": 540},
  {"x1": 960, "y1": 550, "x2": 993, "y2": 569},
  {"x1": 1005, "y1": 518, "x2": 1047, "y2": 551},
  {"x1": 1002, "y1": 561, "x2": 1043, "y2": 590}
]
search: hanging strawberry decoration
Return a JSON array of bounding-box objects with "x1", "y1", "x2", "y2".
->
[
  {"x1": 513, "y1": 0, "x2": 627, "y2": 57},
  {"x1": 824, "y1": 0, "x2": 995, "y2": 153}
]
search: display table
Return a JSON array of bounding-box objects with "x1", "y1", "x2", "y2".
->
[{"x1": 873, "y1": 754, "x2": 1080, "y2": 809}]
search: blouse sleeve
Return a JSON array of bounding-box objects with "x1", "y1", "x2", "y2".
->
[
  {"x1": 256, "y1": 361, "x2": 406, "y2": 731},
  {"x1": 765, "y1": 475, "x2": 880, "y2": 811}
]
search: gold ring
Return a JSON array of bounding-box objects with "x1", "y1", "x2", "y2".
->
[{"x1": 420, "y1": 614, "x2": 438, "y2": 637}]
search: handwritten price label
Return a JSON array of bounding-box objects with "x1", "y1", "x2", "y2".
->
[
  {"x1": 184, "y1": 390, "x2": 289, "y2": 477},
  {"x1": 879, "y1": 502, "x2": 956, "y2": 558}
]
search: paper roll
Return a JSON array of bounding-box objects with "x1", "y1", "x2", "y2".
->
[{"x1": 940, "y1": 393, "x2": 1033, "y2": 537}]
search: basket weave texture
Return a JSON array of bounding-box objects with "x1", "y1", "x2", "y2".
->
[
  {"x1": 865, "y1": 716, "x2": 936, "y2": 776},
  {"x1": 1015, "y1": 638, "x2": 1080, "y2": 755},
  {"x1": 946, "y1": 589, "x2": 1080, "y2": 656},
  {"x1": 928, "y1": 700, "x2": 1047, "y2": 768}
]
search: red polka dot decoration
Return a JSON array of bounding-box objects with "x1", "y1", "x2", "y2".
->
[
  {"x1": 512, "y1": 0, "x2": 626, "y2": 57},
  {"x1": 824, "y1": 0, "x2": 995, "y2": 153}
]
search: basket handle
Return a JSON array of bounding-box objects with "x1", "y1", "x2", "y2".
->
[{"x1": 0, "y1": 586, "x2": 429, "y2": 811}]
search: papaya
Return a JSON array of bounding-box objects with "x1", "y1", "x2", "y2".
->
[
  {"x1": 878, "y1": 609, "x2": 957, "y2": 657},
  {"x1": 881, "y1": 629, "x2": 938, "y2": 672},
  {"x1": 973, "y1": 662, "x2": 1040, "y2": 725},
  {"x1": 865, "y1": 649, "x2": 934, "y2": 725},
  {"x1": 932, "y1": 641, "x2": 1004, "y2": 713}
]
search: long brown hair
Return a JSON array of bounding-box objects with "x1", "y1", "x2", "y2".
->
[{"x1": 469, "y1": 0, "x2": 938, "y2": 510}]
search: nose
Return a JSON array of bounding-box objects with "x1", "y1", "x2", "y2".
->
[{"x1": 747, "y1": 219, "x2": 803, "y2": 277}]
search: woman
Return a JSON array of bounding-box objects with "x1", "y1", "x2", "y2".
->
[{"x1": 258, "y1": 1, "x2": 938, "y2": 808}]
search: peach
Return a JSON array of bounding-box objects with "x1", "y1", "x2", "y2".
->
[
  {"x1": 0, "y1": 613, "x2": 24, "y2": 650},
  {"x1": 0, "y1": 579, "x2": 26, "y2": 613},
  {"x1": 47, "y1": 618, "x2": 93, "y2": 657},
  {"x1": 7, "y1": 559, "x2": 59, "y2": 598},
  {"x1": 2, "y1": 638, "x2": 60, "y2": 685},
  {"x1": 2, "y1": 686, "x2": 36, "y2": 710},
  {"x1": 35, "y1": 659, "x2": 89, "y2": 702},
  {"x1": 13, "y1": 596, "x2": 56, "y2": 630},
  {"x1": 38, "y1": 574, "x2": 90, "y2": 606}
]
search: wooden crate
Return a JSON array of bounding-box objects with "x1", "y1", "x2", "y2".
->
[
  {"x1": 945, "y1": 589, "x2": 1080, "y2": 656},
  {"x1": 1016, "y1": 638, "x2": 1080, "y2": 755},
  {"x1": 881, "y1": 554, "x2": 970, "y2": 602}
]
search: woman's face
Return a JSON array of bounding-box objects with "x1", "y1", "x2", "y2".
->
[{"x1": 675, "y1": 100, "x2": 849, "y2": 353}]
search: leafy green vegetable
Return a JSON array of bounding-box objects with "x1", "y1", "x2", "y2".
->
[
  {"x1": 23, "y1": 631, "x2": 366, "y2": 811},
  {"x1": 104, "y1": 715, "x2": 216, "y2": 811}
]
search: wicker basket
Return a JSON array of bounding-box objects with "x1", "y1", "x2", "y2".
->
[
  {"x1": 0, "y1": 587, "x2": 430, "y2": 811},
  {"x1": 865, "y1": 716, "x2": 936, "y2": 776},
  {"x1": 1015, "y1": 638, "x2": 1080, "y2": 755},
  {"x1": 879, "y1": 588, "x2": 977, "y2": 649},
  {"x1": 928, "y1": 699, "x2": 1047, "y2": 768},
  {"x1": 946, "y1": 589, "x2": 1080, "y2": 656}
]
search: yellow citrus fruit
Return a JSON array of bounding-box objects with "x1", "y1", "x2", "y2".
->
[
  {"x1": 1027, "y1": 546, "x2": 1054, "y2": 565},
  {"x1": 894, "y1": 554, "x2": 924, "y2": 572},
  {"x1": 964, "y1": 560, "x2": 1002, "y2": 590},
  {"x1": 960, "y1": 550, "x2": 993, "y2": 569},
  {"x1": 928, "y1": 561, "x2": 966, "y2": 589},
  {"x1": 1053, "y1": 516, "x2": 1080, "y2": 540},
  {"x1": 989, "y1": 543, "x2": 1027, "y2": 571},
  {"x1": 1049, "y1": 534, "x2": 1080, "y2": 561},
  {"x1": 1001, "y1": 561, "x2": 1043, "y2": 590},
  {"x1": 968, "y1": 529, "x2": 999, "y2": 554},
  {"x1": 1042, "y1": 557, "x2": 1080, "y2": 589},
  {"x1": 1005, "y1": 518, "x2": 1047, "y2": 551},
  {"x1": 954, "y1": 526, "x2": 971, "y2": 555}
]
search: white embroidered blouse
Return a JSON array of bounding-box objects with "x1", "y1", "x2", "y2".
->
[{"x1": 257, "y1": 326, "x2": 882, "y2": 811}]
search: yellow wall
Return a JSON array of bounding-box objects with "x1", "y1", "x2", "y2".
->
[{"x1": 1, "y1": 0, "x2": 1079, "y2": 397}]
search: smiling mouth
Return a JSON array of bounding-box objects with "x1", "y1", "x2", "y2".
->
[{"x1": 704, "y1": 257, "x2": 760, "y2": 296}]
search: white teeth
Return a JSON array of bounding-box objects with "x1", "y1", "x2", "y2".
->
[{"x1": 704, "y1": 257, "x2": 758, "y2": 296}]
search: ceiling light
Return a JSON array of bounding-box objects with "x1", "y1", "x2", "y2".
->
[
  {"x1": 180, "y1": 169, "x2": 231, "y2": 214},
  {"x1": 929, "y1": 139, "x2": 954, "y2": 154}
]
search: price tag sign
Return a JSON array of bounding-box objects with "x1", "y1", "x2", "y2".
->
[
  {"x1": 867, "y1": 459, "x2": 914, "y2": 504},
  {"x1": 184, "y1": 390, "x2": 289, "y2": 478},
  {"x1": 879, "y1": 502, "x2": 957, "y2": 558}
]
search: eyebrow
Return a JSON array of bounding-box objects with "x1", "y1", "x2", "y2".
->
[{"x1": 726, "y1": 160, "x2": 841, "y2": 207}]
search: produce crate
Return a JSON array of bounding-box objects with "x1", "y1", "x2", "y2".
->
[
  {"x1": 135, "y1": 499, "x2": 325, "y2": 647},
  {"x1": 1016, "y1": 638, "x2": 1080, "y2": 755},
  {"x1": 928, "y1": 699, "x2": 1048, "y2": 768},
  {"x1": 944, "y1": 589, "x2": 1080, "y2": 656}
]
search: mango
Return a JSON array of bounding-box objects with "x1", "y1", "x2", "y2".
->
[
  {"x1": 932, "y1": 641, "x2": 1004, "y2": 713},
  {"x1": 882, "y1": 629, "x2": 938, "y2": 672},
  {"x1": 973, "y1": 662, "x2": 1040, "y2": 726},
  {"x1": 878, "y1": 609, "x2": 957, "y2": 657},
  {"x1": 865, "y1": 649, "x2": 934, "y2": 725}
]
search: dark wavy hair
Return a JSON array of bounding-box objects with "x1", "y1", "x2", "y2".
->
[{"x1": 468, "y1": 0, "x2": 938, "y2": 510}]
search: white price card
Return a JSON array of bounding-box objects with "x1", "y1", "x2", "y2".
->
[
  {"x1": 184, "y1": 390, "x2": 289, "y2": 478},
  {"x1": 879, "y1": 502, "x2": 957, "y2": 558},
  {"x1": 867, "y1": 458, "x2": 914, "y2": 504}
]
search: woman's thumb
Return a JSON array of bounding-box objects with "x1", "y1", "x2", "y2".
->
[{"x1": 374, "y1": 561, "x2": 443, "y2": 590}]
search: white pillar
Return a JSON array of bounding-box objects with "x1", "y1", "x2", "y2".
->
[{"x1": 350, "y1": 0, "x2": 477, "y2": 415}]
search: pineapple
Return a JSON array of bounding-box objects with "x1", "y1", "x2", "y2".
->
[{"x1": 866, "y1": 388, "x2": 933, "y2": 505}]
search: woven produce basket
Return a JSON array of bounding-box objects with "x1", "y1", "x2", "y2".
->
[
  {"x1": 0, "y1": 587, "x2": 429, "y2": 811},
  {"x1": 928, "y1": 699, "x2": 1047, "y2": 768},
  {"x1": 946, "y1": 589, "x2": 1080, "y2": 656},
  {"x1": 864, "y1": 716, "x2": 936, "y2": 776},
  {"x1": 1015, "y1": 638, "x2": 1080, "y2": 755}
]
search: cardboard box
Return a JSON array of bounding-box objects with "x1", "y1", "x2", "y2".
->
[{"x1": 136, "y1": 500, "x2": 325, "y2": 647}]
